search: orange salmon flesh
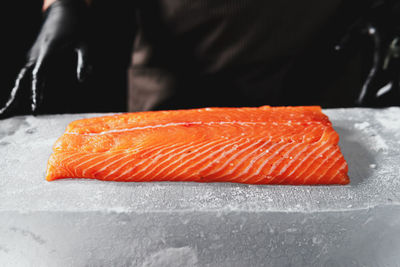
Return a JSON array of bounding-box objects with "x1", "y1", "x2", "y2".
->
[{"x1": 46, "y1": 106, "x2": 349, "y2": 185}]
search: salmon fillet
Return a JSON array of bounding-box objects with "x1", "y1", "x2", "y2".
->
[{"x1": 46, "y1": 106, "x2": 349, "y2": 184}]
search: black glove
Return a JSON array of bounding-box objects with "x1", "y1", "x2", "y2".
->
[
  {"x1": 335, "y1": 0, "x2": 400, "y2": 106},
  {"x1": 0, "y1": 0, "x2": 91, "y2": 117}
]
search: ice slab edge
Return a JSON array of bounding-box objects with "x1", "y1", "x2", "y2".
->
[{"x1": 1, "y1": 206, "x2": 400, "y2": 267}]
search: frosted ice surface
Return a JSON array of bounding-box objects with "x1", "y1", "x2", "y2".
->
[
  {"x1": 1, "y1": 108, "x2": 399, "y2": 213},
  {"x1": 1, "y1": 108, "x2": 400, "y2": 266}
]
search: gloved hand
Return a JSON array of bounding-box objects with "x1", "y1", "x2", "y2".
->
[
  {"x1": 335, "y1": 0, "x2": 400, "y2": 106},
  {"x1": 0, "y1": 0, "x2": 91, "y2": 117}
]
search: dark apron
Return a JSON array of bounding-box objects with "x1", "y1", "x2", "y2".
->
[{"x1": 127, "y1": 0, "x2": 396, "y2": 111}]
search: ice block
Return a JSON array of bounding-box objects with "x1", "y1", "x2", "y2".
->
[{"x1": 0, "y1": 108, "x2": 400, "y2": 266}]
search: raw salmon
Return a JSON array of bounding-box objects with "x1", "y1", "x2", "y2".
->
[{"x1": 46, "y1": 106, "x2": 349, "y2": 184}]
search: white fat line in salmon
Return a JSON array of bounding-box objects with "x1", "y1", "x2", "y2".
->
[{"x1": 66, "y1": 121, "x2": 323, "y2": 136}]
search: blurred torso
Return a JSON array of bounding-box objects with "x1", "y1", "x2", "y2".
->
[{"x1": 128, "y1": 0, "x2": 372, "y2": 111}]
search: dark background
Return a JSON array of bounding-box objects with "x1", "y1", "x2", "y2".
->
[{"x1": 2, "y1": 0, "x2": 399, "y2": 117}]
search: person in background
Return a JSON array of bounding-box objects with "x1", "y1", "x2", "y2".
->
[{"x1": 1, "y1": 0, "x2": 399, "y2": 118}]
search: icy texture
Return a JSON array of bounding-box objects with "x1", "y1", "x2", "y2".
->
[{"x1": 1, "y1": 108, "x2": 400, "y2": 266}]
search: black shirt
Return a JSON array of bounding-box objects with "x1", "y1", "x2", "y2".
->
[{"x1": 128, "y1": 0, "x2": 398, "y2": 111}]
